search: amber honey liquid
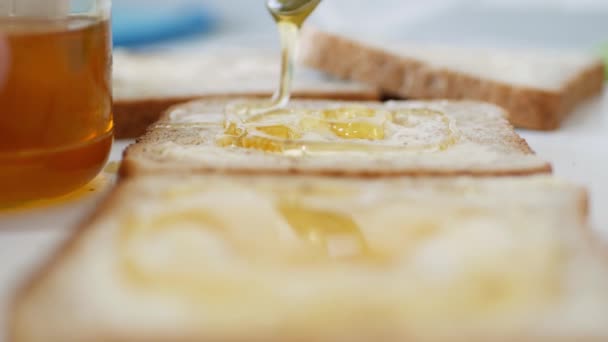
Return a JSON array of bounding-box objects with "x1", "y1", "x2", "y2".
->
[
  {"x1": 0, "y1": 17, "x2": 113, "y2": 204},
  {"x1": 267, "y1": 0, "x2": 320, "y2": 108}
]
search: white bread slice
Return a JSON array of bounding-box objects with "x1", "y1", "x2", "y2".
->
[
  {"x1": 299, "y1": 27, "x2": 605, "y2": 131},
  {"x1": 11, "y1": 175, "x2": 608, "y2": 342},
  {"x1": 121, "y1": 98, "x2": 550, "y2": 178},
  {"x1": 112, "y1": 49, "x2": 380, "y2": 138}
]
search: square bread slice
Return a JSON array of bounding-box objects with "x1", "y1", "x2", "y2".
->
[
  {"x1": 11, "y1": 175, "x2": 608, "y2": 342},
  {"x1": 112, "y1": 49, "x2": 380, "y2": 138},
  {"x1": 299, "y1": 27, "x2": 605, "y2": 131},
  {"x1": 121, "y1": 98, "x2": 550, "y2": 178}
]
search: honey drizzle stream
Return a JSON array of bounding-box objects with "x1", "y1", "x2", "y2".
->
[
  {"x1": 258, "y1": 0, "x2": 321, "y2": 113},
  {"x1": 272, "y1": 21, "x2": 299, "y2": 109}
]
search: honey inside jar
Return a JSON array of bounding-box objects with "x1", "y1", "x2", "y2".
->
[{"x1": 0, "y1": 16, "x2": 113, "y2": 204}]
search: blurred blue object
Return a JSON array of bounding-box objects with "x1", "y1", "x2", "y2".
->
[{"x1": 111, "y1": 3, "x2": 215, "y2": 47}]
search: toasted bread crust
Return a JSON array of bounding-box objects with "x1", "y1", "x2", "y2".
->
[
  {"x1": 120, "y1": 134, "x2": 551, "y2": 180},
  {"x1": 113, "y1": 97, "x2": 198, "y2": 139},
  {"x1": 559, "y1": 61, "x2": 606, "y2": 125},
  {"x1": 119, "y1": 153, "x2": 551, "y2": 180},
  {"x1": 113, "y1": 90, "x2": 381, "y2": 139},
  {"x1": 299, "y1": 28, "x2": 605, "y2": 131}
]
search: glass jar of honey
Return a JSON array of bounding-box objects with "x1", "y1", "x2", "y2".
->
[{"x1": 0, "y1": 0, "x2": 113, "y2": 204}]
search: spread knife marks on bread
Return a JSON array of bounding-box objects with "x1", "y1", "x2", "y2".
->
[
  {"x1": 112, "y1": 49, "x2": 380, "y2": 138},
  {"x1": 12, "y1": 175, "x2": 608, "y2": 342},
  {"x1": 299, "y1": 27, "x2": 605, "y2": 130},
  {"x1": 120, "y1": 98, "x2": 550, "y2": 178}
]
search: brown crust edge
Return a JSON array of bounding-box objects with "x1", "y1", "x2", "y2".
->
[
  {"x1": 113, "y1": 90, "x2": 381, "y2": 140},
  {"x1": 299, "y1": 27, "x2": 605, "y2": 131},
  {"x1": 119, "y1": 151, "x2": 552, "y2": 181},
  {"x1": 558, "y1": 61, "x2": 606, "y2": 124}
]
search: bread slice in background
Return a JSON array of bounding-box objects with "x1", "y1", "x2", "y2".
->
[
  {"x1": 112, "y1": 49, "x2": 380, "y2": 139},
  {"x1": 121, "y1": 98, "x2": 550, "y2": 178},
  {"x1": 299, "y1": 27, "x2": 605, "y2": 131},
  {"x1": 12, "y1": 174, "x2": 607, "y2": 342}
]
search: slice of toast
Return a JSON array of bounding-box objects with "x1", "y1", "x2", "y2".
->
[
  {"x1": 299, "y1": 27, "x2": 605, "y2": 131},
  {"x1": 112, "y1": 49, "x2": 380, "y2": 138},
  {"x1": 121, "y1": 98, "x2": 550, "y2": 178},
  {"x1": 12, "y1": 175, "x2": 608, "y2": 342}
]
